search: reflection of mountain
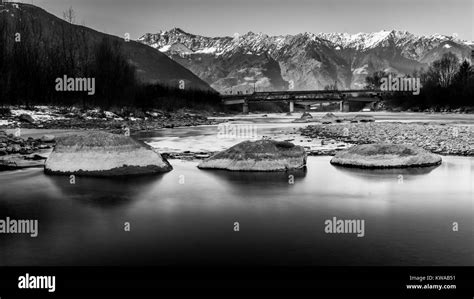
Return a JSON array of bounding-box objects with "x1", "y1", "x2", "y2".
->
[{"x1": 139, "y1": 28, "x2": 473, "y2": 92}]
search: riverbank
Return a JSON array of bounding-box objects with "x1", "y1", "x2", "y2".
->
[
  {"x1": 1, "y1": 110, "x2": 473, "y2": 170},
  {"x1": 0, "y1": 129, "x2": 55, "y2": 170},
  {"x1": 300, "y1": 122, "x2": 473, "y2": 156},
  {"x1": 0, "y1": 106, "x2": 221, "y2": 132}
]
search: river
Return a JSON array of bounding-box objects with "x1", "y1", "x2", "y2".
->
[{"x1": 0, "y1": 119, "x2": 472, "y2": 266}]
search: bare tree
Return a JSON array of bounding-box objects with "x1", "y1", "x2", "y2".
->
[
  {"x1": 324, "y1": 80, "x2": 338, "y2": 91},
  {"x1": 364, "y1": 71, "x2": 387, "y2": 89},
  {"x1": 63, "y1": 6, "x2": 76, "y2": 24},
  {"x1": 428, "y1": 52, "x2": 460, "y2": 88}
]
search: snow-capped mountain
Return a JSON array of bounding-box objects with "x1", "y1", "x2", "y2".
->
[{"x1": 138, "y1": 29, "x2": 473, "y2": 92}]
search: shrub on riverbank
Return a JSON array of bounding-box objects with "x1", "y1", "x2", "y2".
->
[{"x1": 365, "y1": 54, "x2": 473, "y2": 111}]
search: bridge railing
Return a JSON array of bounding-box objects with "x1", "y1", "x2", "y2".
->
[{"x1": 221, "y1": 89, "x2": 384, "y2": 102}]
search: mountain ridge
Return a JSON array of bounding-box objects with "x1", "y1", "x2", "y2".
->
[{"x1": 138, "y1": 28, "x2": 473, "y2": 92}]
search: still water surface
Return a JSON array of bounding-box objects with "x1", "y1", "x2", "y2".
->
[{"x1": 0, "y1": 153, "x2": 472, "y2": 266}]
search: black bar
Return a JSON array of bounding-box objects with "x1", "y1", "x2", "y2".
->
[{"x1": 0, "y1": 267, "x2": 473, "y2": 298}]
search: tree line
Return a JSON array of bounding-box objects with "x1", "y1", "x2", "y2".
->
[{"x1": 365, "y1": 52, "x2": 473, "y2": 111}]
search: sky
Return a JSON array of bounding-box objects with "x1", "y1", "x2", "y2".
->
[{"x1": 31, "y1": 0, "x2": 473, "y2": 40}]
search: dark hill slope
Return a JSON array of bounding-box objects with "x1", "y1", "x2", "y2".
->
[{"x1": 0, "y1": 3, "x2": 213, "y2": 91}]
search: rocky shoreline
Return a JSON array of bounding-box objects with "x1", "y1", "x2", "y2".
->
[
  {"x1": 300, "y1": 122, "x2": 474, "y2": 156},
  {"x1": 0, "y1": 106, "x2": 222, "y2": 170},
  {"x1": 0, "y1": 106, "x2": 221, "y2": 133},
  {"x1": 0, "y1": 130, "x2": 55, "y2": 156},
  {"x1": 0, "y1": 130, "x2": 54, "y2": 170},
  {"x1": 1, "y1": 108, "x2": 474, "y2": 172}
]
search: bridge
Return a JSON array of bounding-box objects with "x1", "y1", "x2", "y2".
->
[{"x1": 221, "y1": 89, "x2": 385, "y2": 113}]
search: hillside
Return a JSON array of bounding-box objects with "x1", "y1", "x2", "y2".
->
[{"x1": 0, "y1": 3, "x2": 213, "y2": 91}]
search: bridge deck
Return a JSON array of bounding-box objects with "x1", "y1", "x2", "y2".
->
[{"x1": 222, "y1": 89, "x2": 384, "y2": 104}]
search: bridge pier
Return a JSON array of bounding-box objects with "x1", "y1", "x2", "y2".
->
[
  {"x1": 222, "y1": 90, "x2": 382, "y2": 113},
  {"x1": 243, "y1": 101, "x2": 249, "y2": 114},
  {"x1": 339, "y1": 101, "x2": 350, "y2": 112}
]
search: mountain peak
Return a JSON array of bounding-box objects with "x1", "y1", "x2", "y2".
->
[
  {"x1": 138, "y1": 27, "x2": 472, "y2": 92},
  {"x1": 171, "y1": 27, "x2": 184, "y2": 32}
]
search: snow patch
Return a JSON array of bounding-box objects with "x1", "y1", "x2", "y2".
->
[
  {"x1": 104, "y1": 111, "x2": 118, "y2": 118},
  {"x1": 353, "y1": 64, "x2": 369, "y2": 75},
  {"x1": 11, "y1": 108, "x2": 66, "y2": 122},
  {"x1": 159, "y1": 45, "x2": 171, "y2": 52},
  {"x1": 194, "y1": 47, "x2": 217, "y2": 54},
  {"x1": 0, "y1": 119, "x2": 12, "y2": 126}
]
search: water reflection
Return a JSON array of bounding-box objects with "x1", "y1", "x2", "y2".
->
[
  {"x1": 0, "y1": 156, "x2": 472, "y2": 266},
  {"x1": 198, "y1": 167, "x2": 307, "y2": 184},
  {"x1": 45, "y1": 174, "x2": 166, "y2": 208},
  {"x1": 331, "y1": 164, "x2": 439, "y2": 181}
]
